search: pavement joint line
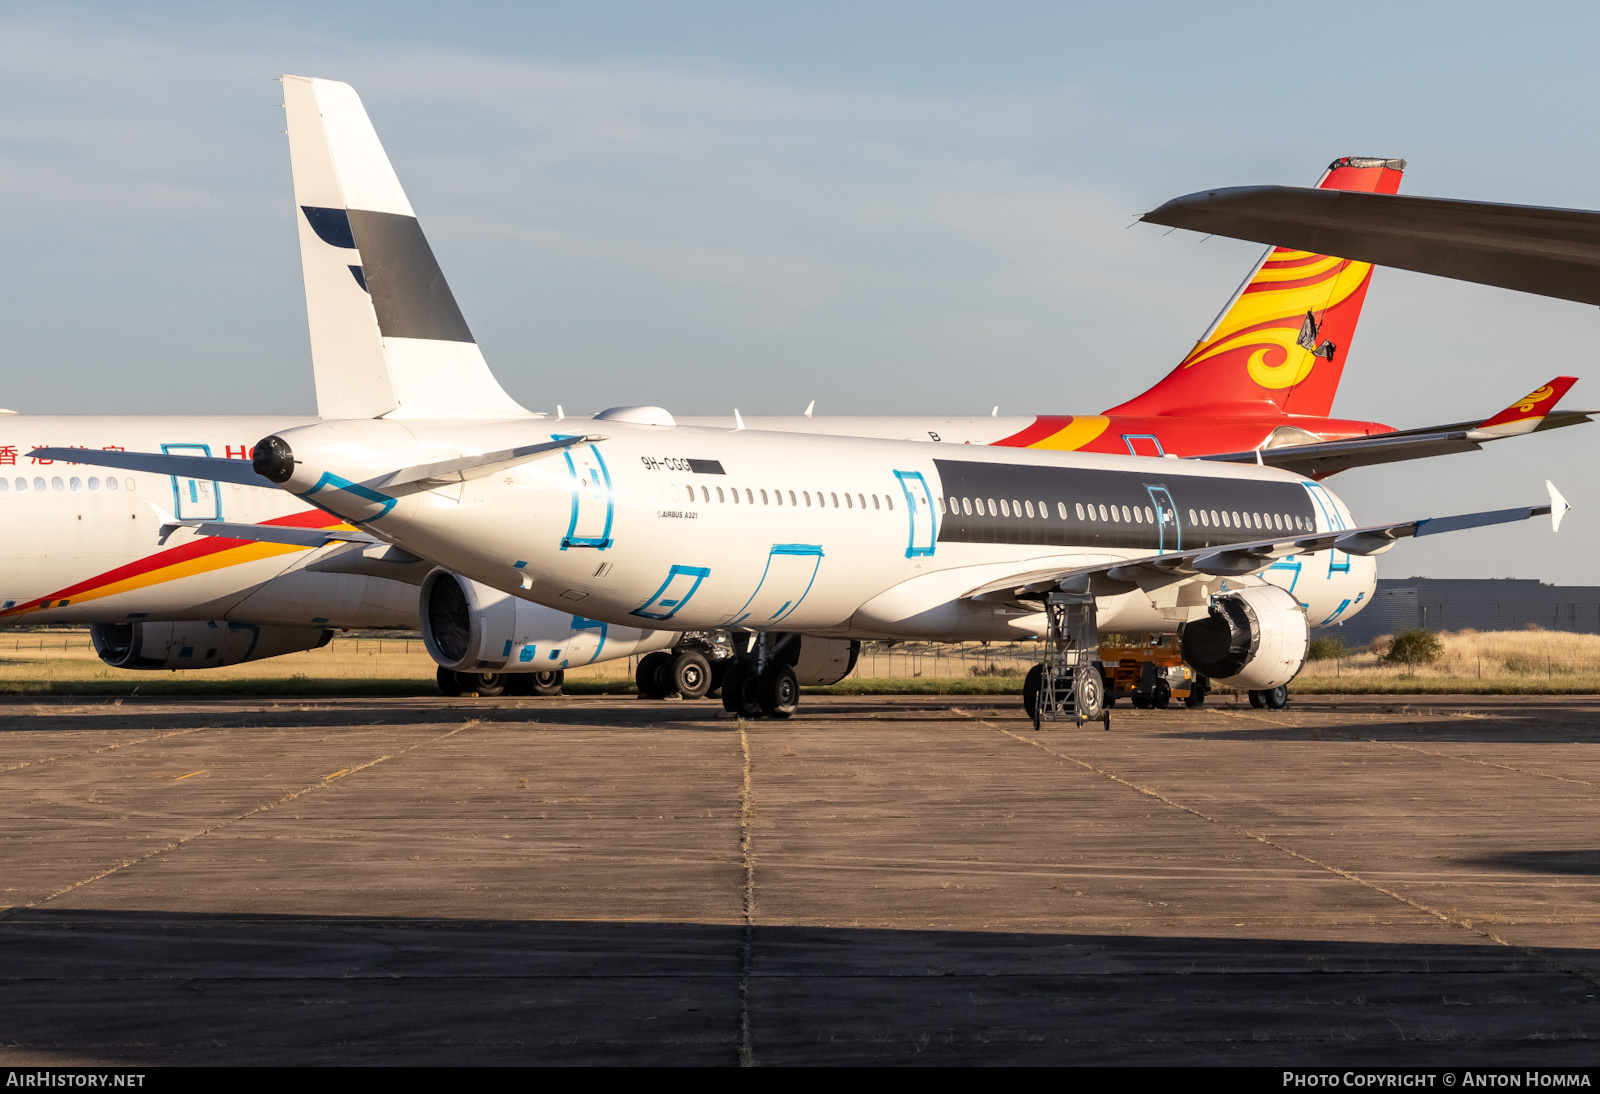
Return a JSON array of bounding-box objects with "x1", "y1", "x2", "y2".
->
[
  {"x1": 737, "y1": 718, "x2": 758, "y2": 1069},
  {"x1": 9, "y1": 720, "x2": 480, "y2": 915},
  {"x1": 0, "y1": 726, "x2": 213, "y2": 775},
  {"x1": 954, "y1": 707, "x2": 1600, "y2": 991},
  {"x1": 1375, "y1": 739, "x2": 1599, "y2": 789}
]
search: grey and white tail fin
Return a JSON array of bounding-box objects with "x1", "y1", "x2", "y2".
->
[{"x1": 283, "y1": 75, "x2": 531, "y2": 420}]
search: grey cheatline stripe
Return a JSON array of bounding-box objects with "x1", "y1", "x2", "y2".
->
[
  {"x1": 346, "y1": 209, "x2": 475, "y2": 343},
  {"x1": 16, "y1": 721, "x2": 479, "y2": 912},
  {"x1": 957, "y1": 708, "x2": 1600, "y2": 989}
]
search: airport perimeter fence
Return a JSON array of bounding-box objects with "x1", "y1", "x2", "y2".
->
[{"x1": 0, "y1": 628, "x2": 1045, "y2": 680}]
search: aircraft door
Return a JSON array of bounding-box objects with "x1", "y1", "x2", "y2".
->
[
  {"x1": 893, "y1": 470, "x2": 937, "y2": 557},
  {"x1": 724, "y1": 544, "x2": 824, "y2": 627},
  {"x1": 1303, "y1": 483, "x2": 1351, "y2": 576},
  {"x1": 1145, "y1": 485, "x2": 1180, "y2": 553},
  {"x1": 163, "y1": 443, "x2": 221, "y2": 521},
  {"x1": 562, "y1": 442, "x2": 614, "y2": 549}
]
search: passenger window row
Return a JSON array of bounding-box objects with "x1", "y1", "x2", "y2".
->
[
  {"x1": 938, "y1": 495, "x2": 1167, "y2": 526},
  {"x1": 1188, "y1": 508, "x2": 1307, "y2": 533},
  {"x1": 671, "y1": 483, "x2": 895, "y2": 511},
  {"x1": 0, "y1": 475, "x2": 131, "y2": 495},
  {"x1": 939, "y1": 496, "x2": 1060, "y2": 520}
]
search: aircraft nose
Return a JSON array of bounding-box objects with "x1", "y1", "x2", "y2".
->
[{"x1": 253, "y1": 435, "x2": 296, "y2": 484}]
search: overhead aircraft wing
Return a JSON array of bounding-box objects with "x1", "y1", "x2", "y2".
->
[
  {"x1": 29, "y1": 448, "x2": 275, "y2": 488},
  {"x1": 1197, "y1": 377, "x2": 1589, "y2": 477},
  {"x1": 1140, "y1": 185, "x2": 1600, "y2": 306},
  {"x1": 963, "y1": 483, "x2": 1568, "y2": 602}
]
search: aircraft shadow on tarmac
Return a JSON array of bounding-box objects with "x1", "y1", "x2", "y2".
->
[
  {"x1": 1152, "y1": 708, "x2": 1600, "y2": 745},
  {"x1": 0, "y1": 697, "x2": 988, "y2": 735},
  {"x1": 1, "y1": 907, "x2": 1597, "y2": 1066},
  {"x1": 1468, "y1": 849, "x2": 1600, "y2": 876}
]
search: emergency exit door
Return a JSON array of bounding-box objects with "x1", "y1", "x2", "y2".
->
[{"x1": 163, "y1": 443, "x2": 221, "y2": 521}]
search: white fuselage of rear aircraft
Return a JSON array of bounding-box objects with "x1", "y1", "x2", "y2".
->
[{"x1": 262, "y1": 416, "x2": 1378, "y2": 641}]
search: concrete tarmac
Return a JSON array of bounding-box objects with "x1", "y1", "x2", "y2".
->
[{"x1": 1, "y1": 692, "x2": 1597, "y2": 1065}]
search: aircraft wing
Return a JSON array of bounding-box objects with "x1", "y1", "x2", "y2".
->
[
  {"x1": 962, "y1": 483, "x2": 1568, "y2": 601},
  {"x1": 1140, "y1": 185, "x2": 1600, "y2": 307},
  {"x1": 1196, "y1": 378, "x2": 1589, "y2": 477}
]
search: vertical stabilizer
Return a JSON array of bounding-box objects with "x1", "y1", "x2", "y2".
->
[
  {"x1": 283, "y1": 75, "x2": 531, "y2": 420},
  {"x1": 1104, "y1": 156, "x2": 1406, "y2": 419}
]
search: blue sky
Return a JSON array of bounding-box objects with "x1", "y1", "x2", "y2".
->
[{"x1": 1, "y1": 2, "x2": 1595, "y2": 582}]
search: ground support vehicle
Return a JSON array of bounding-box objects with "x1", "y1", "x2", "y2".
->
[{"x1": 1099, "y1": 635, "x2": 1209, "y2": 709}]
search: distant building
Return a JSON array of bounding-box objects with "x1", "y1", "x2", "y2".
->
[{"x1": 1331, "y1": 578, "x2": 1600, "y2": 644}]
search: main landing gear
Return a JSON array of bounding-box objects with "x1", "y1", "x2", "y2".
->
[
  {"x1": 436, "y1": 666, "x2": 564, "y2": 697},
  {"x1": 721, "y1": 632, "x2": 799, "y2": 719},
  {"x1": 1022, "y1": 592, "x2": 1110, "y2": 732},
  {"x1": 1248, "y1": 685, "x2": 1289, "y2": 710}
]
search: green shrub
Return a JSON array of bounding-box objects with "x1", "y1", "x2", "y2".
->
[
  {"x1": 1384, "y1": 629, "x2": 1443, "y2": 665},
  {"x1": 1307, "y1": 636, "x2": 1346, "y2": 661}
]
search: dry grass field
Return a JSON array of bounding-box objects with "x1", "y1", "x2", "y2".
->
[
  {"x1": 0, "y1": 629, "x2": 631, "y2": 697},
  {"x1": 1295, "y1": 627, "x2": 1600, "y2": 693},
  {"x1": 4, "y1": 626, "x2": 1599, "y2": 696}
]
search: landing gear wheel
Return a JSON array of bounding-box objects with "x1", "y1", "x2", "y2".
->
[
  {"x1": 1022, "y1": 664, "x2": 1043, "y2": 722},
  {"x1": 1265, "y1": 684, "x2": 1289, "y2": 710},
  {"x1": 758, "y1": 664, "x2": 799, "y2": 719},
  {"x1": 1151, "y1": 680, "x2": 1172, "y2": 710},
  {"x1": 1185, "y1": 677, "x2": 1209, "y2": 708},
  {"x1": 528, "y1": 670, "x2": 563, "y2": 696},
  {"x1": 436, "y1": 665, "x2": 463, "y2": 697},
  {"x1": 1248, "y1": 689, "x2": 1267, "y2": 709},
  {"x1": 459, "y1": 672, "x2": 505, "y2": 697},
  {"x1": 721, "y1": 664, "x2": 763, "y2": 718},
  {"x1": 707, "y1": 660, "x2": 729, "y2": 700},
  {"x1": 636, "y1": 651, "x2": 672, "y2": 699},
  {"x1": 670, "y1": 651, "x2": 713, "y2": 700},
  {"x1": 1075, "y1": 668, "x2": 1105, "y2": 723}
]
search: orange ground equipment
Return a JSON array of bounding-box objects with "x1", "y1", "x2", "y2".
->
[{"x1": 1099, "y1": 635, "x2": 1208, "y2": 709}]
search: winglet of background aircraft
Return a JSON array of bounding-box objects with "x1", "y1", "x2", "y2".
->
[
  {"x1": 1194, "y1": 375, "x2": 1589, "y2": 478},
  {"x1": 1105, "y1": 156, "x2": 1406, "y2": 420},
  {"x1": 1474, "y1": 375, "x2": 1580, "y2": 436},
  {"x1": 1139, "y1": 184, "x2": 1600, "y2": 307},
  {"x1": 283, "y1": 74, "x2": 533, "y2": 420}
]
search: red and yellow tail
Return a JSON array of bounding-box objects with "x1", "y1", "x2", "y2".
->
[{"x1": 1104, "y1": 156, "x2": 1406, "y2": 420}]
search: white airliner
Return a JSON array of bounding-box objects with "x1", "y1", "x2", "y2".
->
[{"x1": 43, "y1": 77, "x2": 1569, "y2": 719}]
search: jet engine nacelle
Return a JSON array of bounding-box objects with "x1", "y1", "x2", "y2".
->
[
  {"x1": 420, "y1": 568, "x2": 675, "y2": 673},
  {"x1": 90, "y1": 621, "x2": 332, "y2": 670},
  {"x1": 1179, "y1": 585, "x2": 1308, "y2": 691},
  {"x1": 783, "y1": 636, "x2": 861, "y2": 685}
]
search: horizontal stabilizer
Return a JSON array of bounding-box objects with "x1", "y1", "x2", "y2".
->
[
  {"x1": 29, "y1": 448, "x2": 275, "y2": 488},
  {"x1": 188, "y1": 521, "x2": 381, "y2": 548},
  {"x1": 1196, "y1": 379, "x2": 1590, "y2": 477},
  {"x1": 373, "y1": 434, "x2": 606, "y2": 491},
  {"x1": 1141, "y1": 185, "x2": 1600, "y2": 306}
]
